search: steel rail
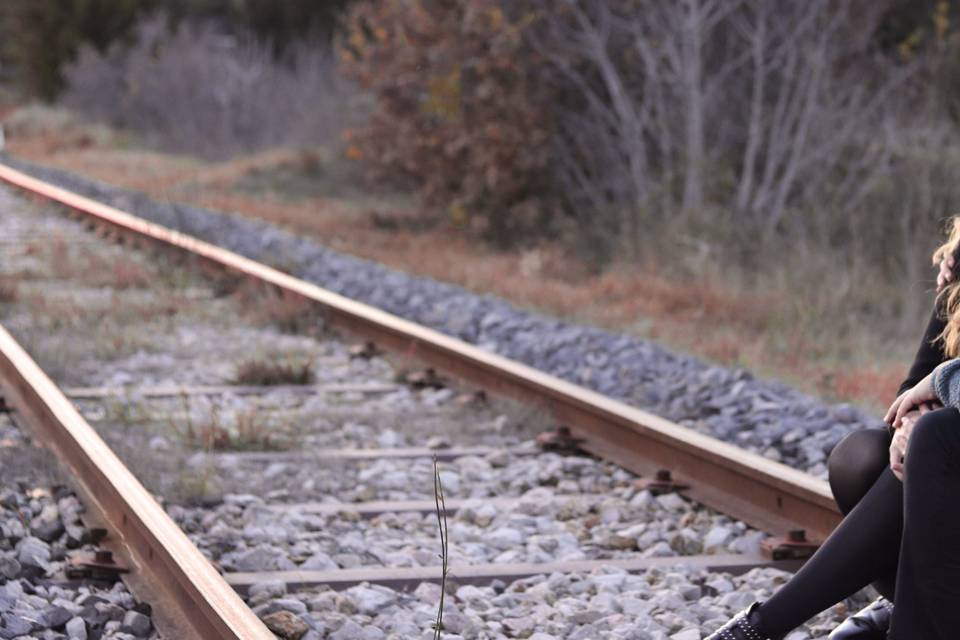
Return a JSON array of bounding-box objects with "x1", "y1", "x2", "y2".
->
[
  {"x1": 0, "y1": 161, "x2": 842, "y2": 542},
  {"x1": 0, "y1": 324, "x2": 274, "y2": 640}
]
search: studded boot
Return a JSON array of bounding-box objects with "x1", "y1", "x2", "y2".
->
[
  {"x1": 704, "y1": 602, "x2": 784, "y2": 640},
  {"x1": 826, "y1": 596, "x2": 893, "y2": 639}
]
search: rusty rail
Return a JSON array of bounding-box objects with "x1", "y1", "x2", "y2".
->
[
  {"x1": 0, "y1": 161, "x2": 841, "y2": 542},
  {"x1": 0, "y1": 324, "x2": 273, "y2": 640}
]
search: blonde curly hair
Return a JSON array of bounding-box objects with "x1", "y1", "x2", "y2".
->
[{"x1": 934, "y1": 216, "x2": 960, "y2": 357}]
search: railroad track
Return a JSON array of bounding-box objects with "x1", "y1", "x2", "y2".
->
[{"x1": 0, "y1": 162, "x2": 858, "y2": 638}]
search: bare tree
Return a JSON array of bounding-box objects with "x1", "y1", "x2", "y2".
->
[
  {"x1": 728, "y1": 0, "x2": 914, "y2": 244},
  {"x1": 532, "y1": 0, "x2": 934, "y2": 267},
  {"x1": 533, "y1": 0, "x2": 748, "y2": 255}
]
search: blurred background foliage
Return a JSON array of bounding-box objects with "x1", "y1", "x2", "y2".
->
[
  {"x1": 0, "y1": 0, "x2": 351, "y2": 100},
  {"x1": 1, "y1": 0, "x2": 959, "y2": 275}
]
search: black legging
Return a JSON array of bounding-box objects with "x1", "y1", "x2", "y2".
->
[{"x1": 755, "y1": 407, "x2": 960, "y2": 639}]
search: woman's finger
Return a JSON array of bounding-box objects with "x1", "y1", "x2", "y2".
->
[
  {"x1": 891, "y1": 462, "x2": 903, "y2": 481},
  {"x1": 894, "y1": 392, "x2": 921, "y2": 428},
  {"x1": 901, "y1": 417, "x2": 917, "y2": 450},
  {"x1": 895, "y1": 402, "x2": 913, "y2": 429},
  {"x1": 889, "y1": 434, "x2": 904, "y2": 480},
  {"x1": 886, "y1": 393, "x2": 910, "y2": 425},
  {"x1": 884, "y1": 394, "x2": 905, "y2": 424}
]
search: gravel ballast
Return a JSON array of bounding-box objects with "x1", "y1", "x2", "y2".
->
[
  {"x1": 0, "y1": 415, "x2": 159, "y2": 639},
  {"x1": 245, "y1": 565, "x2": 867, "y2": 640},
  {"x1": 0, "y1": 183, "x2": 876, "y2": 639}
]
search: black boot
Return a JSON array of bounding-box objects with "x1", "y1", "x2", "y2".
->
[
  {"x1": 705, "y1": 602, "x2": 783, "y2": 640},
  {"x1": 827, "y1": 597, "x2": 893, "y2": 639}
]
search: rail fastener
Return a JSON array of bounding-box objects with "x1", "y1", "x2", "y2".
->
[
  {"x1": 761, "y1": 529, "x2": 820, "y2": 561},
  {"x1": 535, "y1": 424, "x2": 588, "y2": 454},
  {"x1": 65, "y1": 549, "x2": 129, "y2": 581},
  {"x1": 634, "y1": 468, "x2": 691, "y2": 495}
]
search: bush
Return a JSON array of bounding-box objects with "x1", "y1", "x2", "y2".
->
[
  {"x1": 60, "y1": 15, "x2": 362, "y2": 159},
  {"x1": 339, "y1": 1, "x2": 556, "y2": 245},
  {"x1": 0, "y1": 0, "x2": 149, "y2": 100},
  {"x1": 0, "y1": 0, "x2": 355, "y2": 101}
]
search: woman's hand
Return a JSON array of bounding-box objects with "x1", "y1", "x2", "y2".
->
[
  {"x1": 884, "y1": 372, "x2": 939, "y2": 429},
  {"x1": 938, "y1": 253, "x2": 956, "y2": 292},
  {"x1": 889, "y1": 401, "x2": 942, "y2": 480},
  {"x1": 889, "y1": 412, "x2": 916, "y2": 480}
]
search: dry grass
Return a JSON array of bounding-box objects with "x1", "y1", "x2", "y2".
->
[
  {"x1": 0, "y1": 276, "x2": 19, "y2": 303},
  {"x1": 41, "y1": 239, "x2": 152, "y2": 290},
  {"x1": 2, "y1": 105, "x2": 119, "y2": 155},
  {"x1": 169, "y1": 466, "x2": 222, "y2": 507},
  {"x1": 18, "y1": 289, "x2": 181, "y2": 329},
  {"x1": 432, "y1": 456, "x2": 449, "y2": 640},
  {"x1": 107, "y1": 256, "x2": 151, "y2": 290},
  {"x1": 176, "y1": 405, "x2": 296, "y2": 452},
  {"x1": 3, "y1": 112, "x2": 920, "y2": 414},
  {"x1": 231, "y1": 283, "x2": 326, "y2": 335},
  {"x1": 232, "y1": 357, "x2": 315, "y2": 386}
]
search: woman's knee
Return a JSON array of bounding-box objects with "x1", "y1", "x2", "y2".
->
[
  {"x1": 828, "y1": 428, "x2": 890, "y2": 514},
  {"x1": 904, "y1": 408, "x2": 960, "y2": 472}
]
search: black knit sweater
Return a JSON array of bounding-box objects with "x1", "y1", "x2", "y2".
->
[{"x1": 897, "y1": 296, "x2": 949, "y2": 397}]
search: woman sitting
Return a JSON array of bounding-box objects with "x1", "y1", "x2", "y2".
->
[{"x1": 705, "y1": 222, "x2": 960, "y2": 640}]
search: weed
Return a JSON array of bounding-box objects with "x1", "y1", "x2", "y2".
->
[
  {"x1": 170, "y1": 466, "x2": 221, "y2": 506},
  {"x1": 432, "y1": 456, "x2": 449, "y2": 640},
  {"x1": 233, "y1": 283, "x2": 326, "y2": 335},
  {"x1": 48, "y1": 238, "x2": 73, "y2": 279},
  {"x1": 0, "y1": 277, "x2": 18, "y2": 303},
  {"x1": 109, "y1": 257, "x2": 150, "y2": 289},
  {"x1": 177, "y1": 405, "x2": 295, "y2": 451},
  {"x1": 102, "y1": 397, "x2": 151, "y2": 427},
  {"x1": 232, "y1": 357, "x2": 315, "y2": 386},
  {"x1": 263, "y1": 294, "x2": 323, "y2": 334}
]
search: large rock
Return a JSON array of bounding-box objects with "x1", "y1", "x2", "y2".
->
[
  {"x1": 261, "y1": 611, "x2": 308, "y2": 640},
  {"x1": 0, "y1": 553, "x2": 20, "y2": 580},
  {"x1": 344, "y1": 585, "x2": 396, "y2": 616},
  {"x1": 16, "y1": 536, "x2": 50, "y2": 572},
  {"x1": 247, "y1": 580, "x2": 286, "y2": 600},
  {"x1": 703, "y1": 526, "x2": 734, "y2": 553},
  {"x1": 120, "y1": 610, "x2": 152, "y2": 637},
  {"x1": 65, "y1": 617, "x2": 87, "y2": 640},
  {"x1": 0, "y1": 613, "x2": 34, "y2": 639},
  {"x1": 222, "y1": 546, "x2": 296, "y2": 572},
  {"x1": 329, "y1": 621, "x2": 363, "y2": 640},
  {"x1": 300, "y1": 552, "x2": 338, "y2": 571},
  {"x1": 487, "y1": 527, "x2": 524, "y2": 550},
  {"x1": 30, "y1": 504, "x2": 64, "y2": 542},
  {"x1": 42, "y1": 605, "x2": 74, "y2": 629}
]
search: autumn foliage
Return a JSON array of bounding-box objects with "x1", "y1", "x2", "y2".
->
[{"x1": 339, "y1": 1, "x2": 555, "y2": 244}]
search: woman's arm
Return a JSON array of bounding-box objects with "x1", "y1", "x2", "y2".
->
[
  {"x1": 885, "y1": 295, "x2": 950, "y2": 428},
  {"x1": 933, "y1": 359, "x2": 960, "y2": 408},
  {"x1": 896, "y1": 296, "x2": 948, "y2": 396}
]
